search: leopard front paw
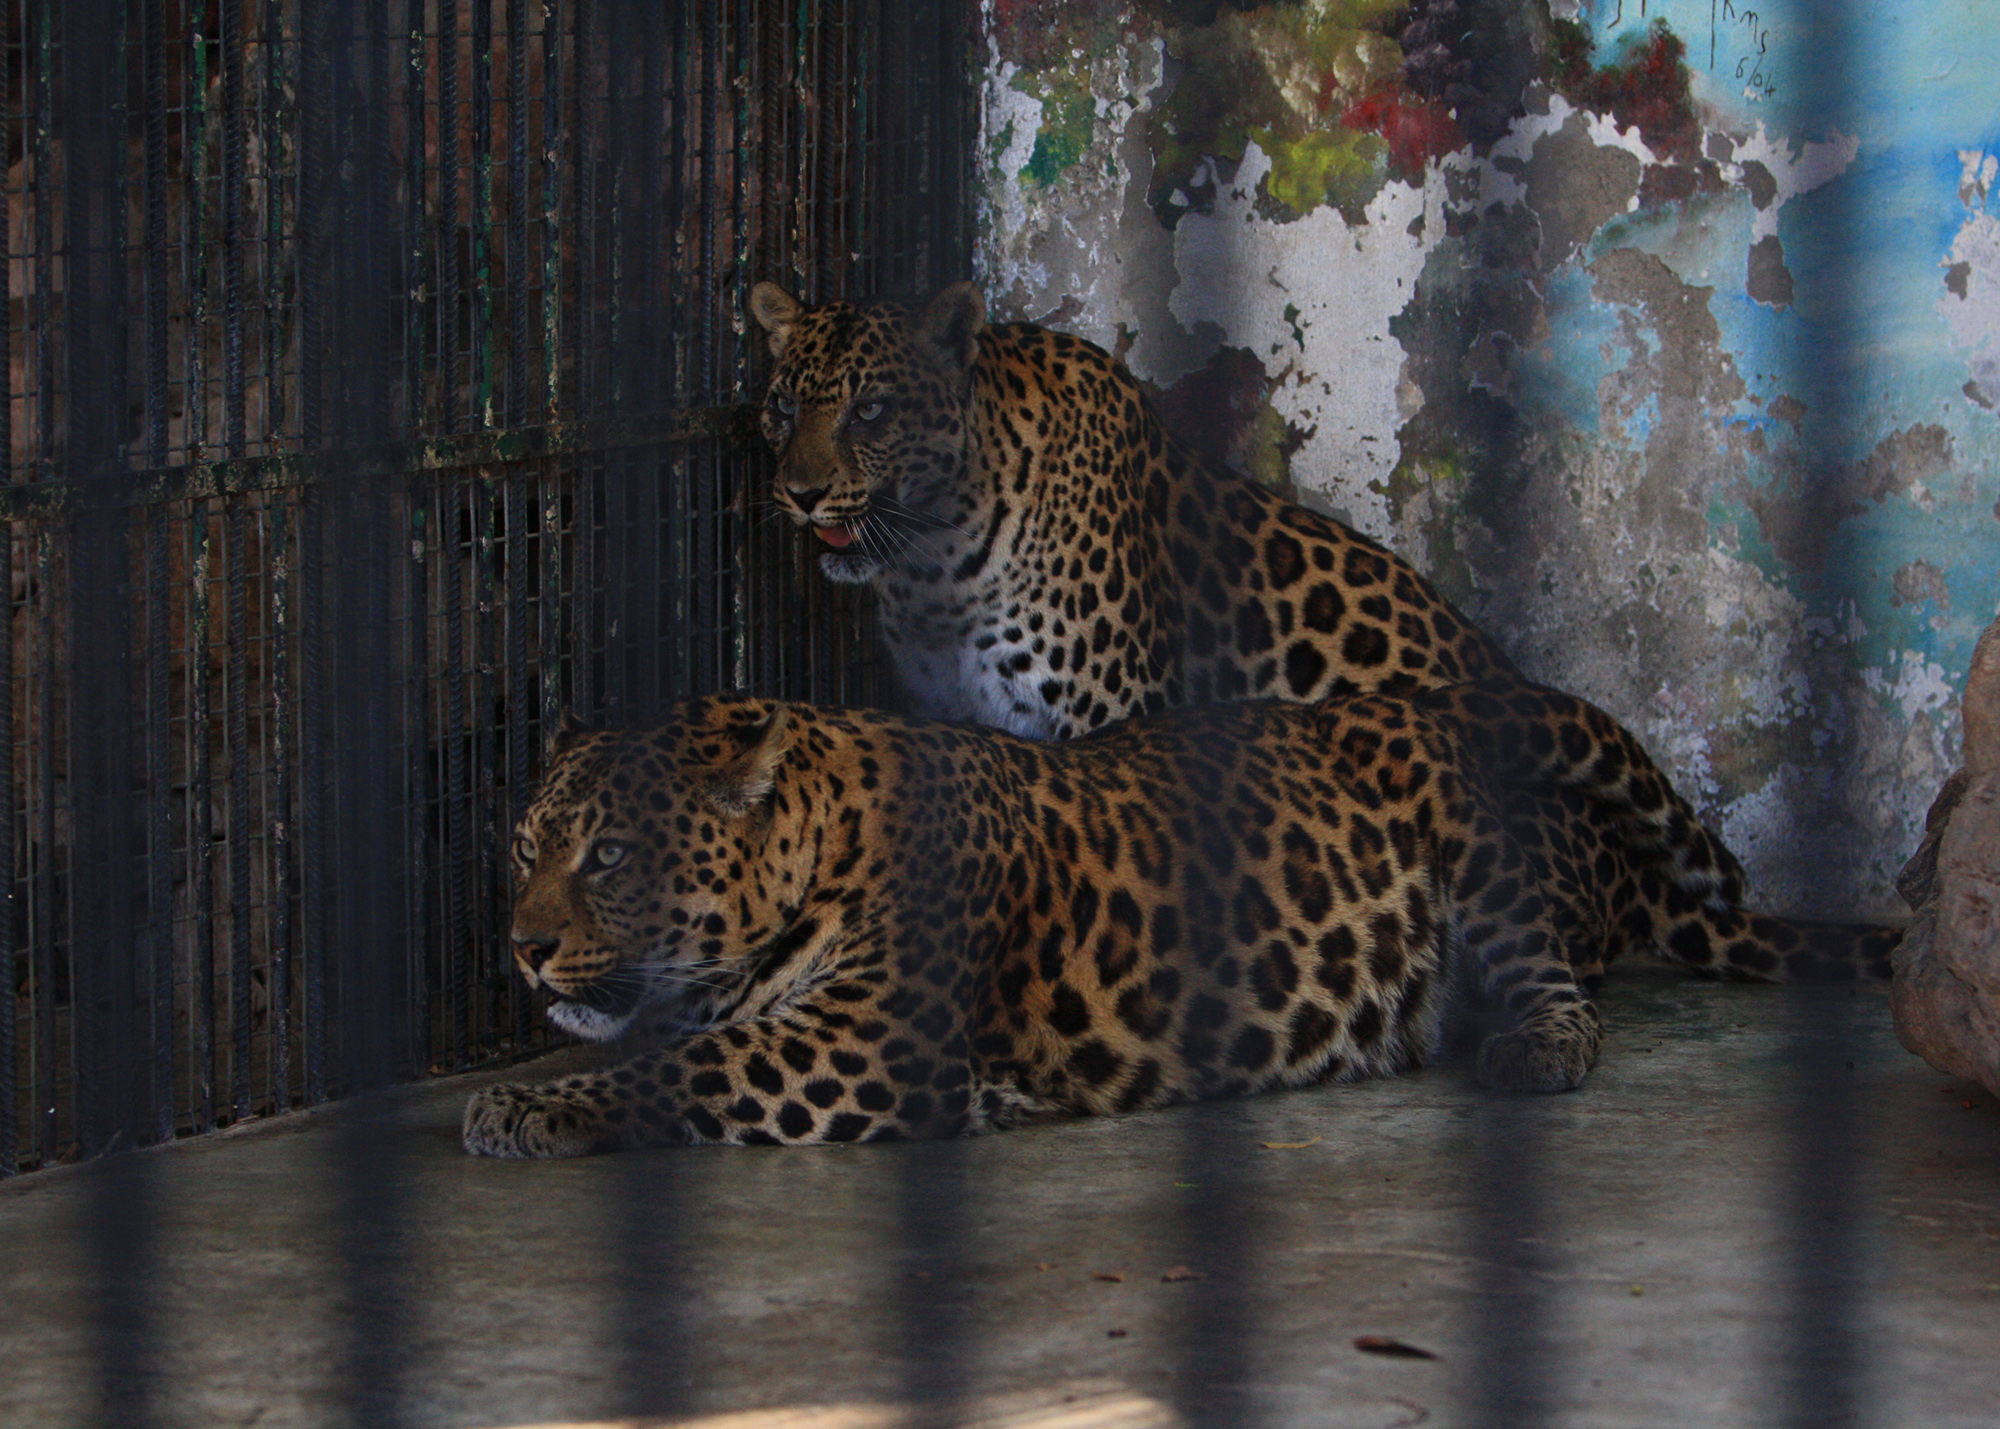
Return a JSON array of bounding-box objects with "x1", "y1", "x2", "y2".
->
[
  {"x1": 462, "y1": 1081, "x2": 617, "y2": 1159},
  {"x1": 1475, "y1": 1029, "x2": 1595, "y2": 1093}
]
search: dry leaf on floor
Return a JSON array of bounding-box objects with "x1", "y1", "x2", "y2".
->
[
  {"x1": 1092, "y1": 1271, "x2": 1126, "y2": 1283},
  {"x1": 1354, "y1": 1335, "x2": 1438, "y2": 1360},
  {"x1": 1159, "y1": 1265, "x2": 1206, "y2": 1282},
  {"x1": 1261, "y1": 1136, "x2": 1322, "y2": 1150}
]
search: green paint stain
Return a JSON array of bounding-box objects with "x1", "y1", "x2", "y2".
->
[
  {"x1": 1707, "y1": 492, "x2": 1795, "y2": 597},
  {"x1": 1252, "y1": 124, "x2": 1387, "y2": 221},
  {"x1": 1024, "y1": 91, "x2": 1095, "y2": 186},
  {"x1": 1142, "y1": 0, "x2": 1407, "y2": 225}
]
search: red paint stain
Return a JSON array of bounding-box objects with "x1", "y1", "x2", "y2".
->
[
  {"x1": 1558, "y1": 19, "x2": 1701, "y2": 166},
  {"x1": 1339, "y1": 90, "x2": 1466, "y2": 183}
]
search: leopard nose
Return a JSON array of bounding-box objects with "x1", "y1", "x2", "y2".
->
[
  {"x1": 512, "y1": 935, "x2": 557, "y2": 975},
  {"x1": 790, "y1": 485, "x2": 829, "y2": 516}
]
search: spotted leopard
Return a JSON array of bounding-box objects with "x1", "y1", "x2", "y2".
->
[
  {"x1": 461, "y1": 694, "x2": 1894, "y2": 1157},
  {"x1": 749, "y1": 280, "x2": 1518, "y2": 737}
]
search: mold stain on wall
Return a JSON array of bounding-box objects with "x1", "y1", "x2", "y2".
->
[{"x1": 975, "y1": 0, "x2": 2000, "y2": 918}]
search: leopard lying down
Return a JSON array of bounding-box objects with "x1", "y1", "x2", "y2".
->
[{"x1": 462, "y1": 695, "x2": 1894, "y2": 1157}]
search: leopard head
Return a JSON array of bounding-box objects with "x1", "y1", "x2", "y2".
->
[
  {"x1": 508, "y1": 701, "x2": 799, "y2": 1041},
  {"x1": 749, "y1": 281, "x2": 985, "y2": 585}
]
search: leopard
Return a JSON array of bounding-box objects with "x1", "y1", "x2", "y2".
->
[
  {"x1": 461, "y1": 693, "x2": 1895, "y2": 1157},
  {"x1": 748, "y1": 280, "x2": 1521, "y2": 738},
  {"x1": 745, "y1": 281, "x2": 1901, "y2": 973}
]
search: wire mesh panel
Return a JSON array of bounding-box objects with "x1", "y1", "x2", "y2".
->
[{"x1": 0, "y1": 0, "x2": 972, "y2": 1176}]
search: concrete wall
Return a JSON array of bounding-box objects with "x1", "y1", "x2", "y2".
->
[{"x1": 973, "y1": 0, "x2": 2000, "y2": 920}]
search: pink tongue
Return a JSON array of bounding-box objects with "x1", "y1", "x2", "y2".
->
[{"x1": 815, "y1": 524, "x2": 855, "y2": 548}]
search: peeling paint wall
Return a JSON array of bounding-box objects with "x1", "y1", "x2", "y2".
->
[{"x1": 974, "y1": 0, "x2": 2000, "y2": 919}]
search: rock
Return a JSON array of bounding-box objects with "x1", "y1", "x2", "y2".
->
[
  {"x1": 1897, "y1": 768, "x2": 1971, "y2": 911},
  {"x1": 1962, "y1": 616, "x2": 2000, "y2": 772},
  {"x1": 1892, "y1": 775, "x2": 2000, "y2": 1094},
  {"x1": 1892, "y1": 616, "x2": 2000, "y2": 1099}
]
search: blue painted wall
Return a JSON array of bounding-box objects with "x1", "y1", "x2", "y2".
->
[{"x1": 977, "y1": 0, "x2": 2000, "y2": 916}]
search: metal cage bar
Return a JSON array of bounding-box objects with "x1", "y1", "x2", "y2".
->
[{"x1": 2, "y1": 0, "x2": 971, "y2": 1175}]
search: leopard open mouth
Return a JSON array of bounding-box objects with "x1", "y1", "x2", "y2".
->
[
  {"x1": 802, "y1": 494, "x2": 964, "y2": 584},
  {"x1": 807, "y1": 514, "x2": 887, "y2": 584}
]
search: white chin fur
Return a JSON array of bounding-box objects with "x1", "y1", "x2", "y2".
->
[
  {"x1": 818, "y1": 550, "x2": 882, "y2": 585},
  {"x1": 547, "y1": 1000, "x2": 637, "y2": 1042}
]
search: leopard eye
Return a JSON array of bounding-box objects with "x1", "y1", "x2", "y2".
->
[
  {"x1": 589, "y1": 840, "x2": 627, "y2": 871},
  {"x1": 853, "y1": 399, "x2": 885, "y2": 423},
  {"x1": 772, "y1": 391, "x2": 797, "y2": 419},
  {"x1": 512, "y1": 834, "x2": 537, "y2": 868}
]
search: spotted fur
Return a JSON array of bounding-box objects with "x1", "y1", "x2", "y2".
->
[
  {"x1": 465, "y1": 695, "x2": 1616, "y2": 1156},
  {"x1": 749, "y1": 281, "x2": 1515, "y2": 738},
  {"x1": 746, "y1": 283, "x2": 1899, "y2": 983}
]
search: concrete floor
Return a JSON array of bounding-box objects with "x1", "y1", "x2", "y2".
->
[{"x1": 4, "y1": 966, "x2": 1997, "y2": 1429}]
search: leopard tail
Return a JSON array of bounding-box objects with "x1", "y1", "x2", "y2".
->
[
  {"x1": 1643, "y1": 887, "x2": 1900, "y2": 984},
  {"x1": 1427, "y1": 681, "x2": 1748, "y2": 908}
]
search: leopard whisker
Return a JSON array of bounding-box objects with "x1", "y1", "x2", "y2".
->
[
  {"x1": 870, "y1": 501, "x2": 961, "y2": 552},
  {"x1": 890, "y1": 530, "x2": 951, "y2": 581},
  {"x1": 632, "y1": 951, "x2": 758, "y2": 991},
  {"x1": 634, "y1": 959, "x2": 740, "y2": 987},
  {"x1": 897, "y1": 526, "x2": 956, "y2": 573},
  {"x1": 852, "y1": 515, "x2": 901, "y2": 573},
  {"x1": 873, "y1": 507, "x2": 951, "y2": 559},
  {"x1": 874, "y1": 494, "x2": 971, "y2": 538},
  {"x1": 860, "y1": 506, "x2": 952, "y2": 576},
  {"x1": 872, "y1": 523, "x2": 914, "y2": 573},
  {"x1": 582, "y1": 960, "x2": 742, "y2": 1003}
]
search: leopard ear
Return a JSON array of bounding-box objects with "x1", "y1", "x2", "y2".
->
[
  {"x1": 749, "y1": 282, "x2": 803, "y2": 358},
  {"x1": 917, "y1": 281, "x2": 986, "y2": 377},
  {"x1": 703, "y1": 706, "x2": 794, "y2": 817},
  {"x1": 548, "y1": 710, "x2": 595, "y2": 760}
]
